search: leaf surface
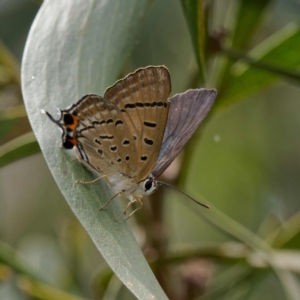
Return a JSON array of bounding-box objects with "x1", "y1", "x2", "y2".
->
[{"x1": 21, "y1": 1, "x2": 167, "y2": 299}]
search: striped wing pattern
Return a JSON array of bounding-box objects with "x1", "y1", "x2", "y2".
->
[
  {"x1": 104, "y1": 66, "x2": 171, "y2": 181},
  {"x1": 51, "y1": 66, "x2": 171, "y2": 182}
]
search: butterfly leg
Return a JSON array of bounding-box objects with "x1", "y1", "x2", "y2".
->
[
  {"x1": 125, "y1": 196, "x2": 143, "y2": 221},
  {"x1": 99, "y1": 191, "x2": 122, "y2": 211},
  {"x1": 115, "y1": 199, "x2": 137, "y2": 222},
  {"x1": 76, "y1": 175, "x2": 111, "y2": 185}
]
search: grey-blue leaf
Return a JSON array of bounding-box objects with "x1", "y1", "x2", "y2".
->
[{"x1": 21, "y1": 1, "x2": 168, "y2": 299}]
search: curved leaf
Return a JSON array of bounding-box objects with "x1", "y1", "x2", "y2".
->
[
  {"x1": 0, "y1": 132, "x2": 39, "y2": 167},
  {"x1": 215, "y1": 0, "x2": 272, "y2": 97},
  {"x1": 0, "y1": 40, "x2": 20, "y2": 85},
  {"x1": 181, "y1": 0, "x2": 206, "y2": 82},
  {"x1": 217, "y1": 23, "x2": 300, "y2": 109},
  {"x1": 231, "y1": 0, "x2": 272, "y2": 50},
  {"x1": 21, "y1": 1, "x2": 168, "y2": 299}
]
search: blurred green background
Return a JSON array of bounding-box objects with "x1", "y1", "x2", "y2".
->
[{"x1": 1, "y1": 0, "x2": 300, "y2": 299}]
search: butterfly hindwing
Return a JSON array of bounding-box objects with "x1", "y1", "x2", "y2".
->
[
  {"x1": 56, "y1": 95, "x2": 137, "y2": 178},
  {"x1": 151, "y1": 88, "x2": 217, "y2": 178}
]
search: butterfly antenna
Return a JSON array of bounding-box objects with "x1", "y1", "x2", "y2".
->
[
  {"x1": 41, "y1": 109, "x2": 59, "y2": 124},
  {"x1": 156, "y1": 181, "x2": 209, "y2": 209}
]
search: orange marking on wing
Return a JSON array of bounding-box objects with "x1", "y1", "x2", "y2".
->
[
  {"x1": 67, "y1": 116, "x2": 79, "y2": 131},
  {"x1": 70, "y1": 138, "x2": 78, "y2": 146}
]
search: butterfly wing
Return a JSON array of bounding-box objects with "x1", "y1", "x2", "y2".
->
[
  {"x1": 45, "y1": 66, "x2": 171, "y2": 183},
  {"x1": 104, "y1": 66, "x2": 171, "y2": 181},
  {"x1": 50, "y1": 95, "x2": 139, "y2": 179},
  {"x1": 151, "y1": 88, "x2": 217, "y2": 178}
]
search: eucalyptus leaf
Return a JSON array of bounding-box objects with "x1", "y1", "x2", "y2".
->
[{"x1": 21, "y1": 1, "x2": 168, "y2": 299}]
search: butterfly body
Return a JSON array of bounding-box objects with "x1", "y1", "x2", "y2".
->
[
  {"x1": 105, "y1": 172, "x2": 155, "y2": 197},
  {"x1": 44, "y1": 66, "x2": 217, "y2": 219}
]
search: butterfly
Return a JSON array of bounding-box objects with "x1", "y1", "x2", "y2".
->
[{"x1": 43, "y1": 66, "x2": 217, "y2": 220}]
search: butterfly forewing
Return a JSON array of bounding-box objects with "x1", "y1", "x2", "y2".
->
[{"x1": 104, "y1": 66, "x2": 171, "y2": 181}]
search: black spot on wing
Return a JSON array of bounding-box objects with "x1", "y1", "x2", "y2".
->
[
  {"x1": 63, "y1": 140, "x2": 74, "y2": 149},
  {"x1": 79, "y1": 125, "x2": 94, "y2": 133},
  {"x1": 144, "y1": 138, "x2": 153, "y2": 145},
  {"x1": 63, "y1": 135, "x2": 75, "y2": 149},
  {"x1": 144, "y1": 121, "x2": 156, "y2": 128},
  {"x1": 100, "y1": 135, "x2": 114, "y2": 140},
  {"x1": 122, "y1": 102, "x2": 168, "y2": 110},
  {"x1": 124, "y1": 103, "x2": 136, "y2": 109},
  {"x1": 93, "y1": 120, "x2": 105, "y2": 125}
]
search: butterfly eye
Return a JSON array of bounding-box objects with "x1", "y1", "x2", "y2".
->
[{"x1": 143, "y1": 179, "x2": 157, "y2": 194}]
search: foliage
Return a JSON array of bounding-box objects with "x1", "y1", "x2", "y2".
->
[{"x1": 1, "y1": 0, "x2": 300, "y2": 299}]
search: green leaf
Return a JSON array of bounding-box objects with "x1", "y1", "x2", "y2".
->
[
  {"x1": 275, "y1": 271, "x2": 300, "y2": 300},
  {"x1": 181, "y1": 0, "x2": 206, "y2": 82},
  {"x1": 0, "y1": 132, "x2": 39, "y2": 167},
  {"x1": 221, "y1": 48, "x2": 300, "y2": 81},
  {"x1": 21, "y1": 1, "x2": 168, "y2": 299},
  {"x1": 231, "y1": 0, "x2": 272, "y2": 50},
  {"x1": 0, "y1": 40, "x2": 20, "y2": 86},
  {"x1": 0, "y1": 240, "x2": 40, "y2": 280},
  {"x1": 175, "y1": 195, "x2": 300, "y2": 300},
  {"x1": 217, "y1": 23, "x2": 300, "y2": 110},
  {"x1": 208, "y1": 0, "x2": 271, "y2": 89},
  {"x1": 266, "y1": 211, "x2": 300, "y2": 248},
  {"x1": 0, "y1": 105, "x2": 28, "y2": 146},
  {"x1": 0, "y1": 240, "x2": 89, "y2": 300},
  {"x1": 0, "y1": 105, "x2": 27, "y2": 121}
]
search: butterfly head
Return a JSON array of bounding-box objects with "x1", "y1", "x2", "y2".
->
[
  {"x1": 140, "y1": 177, "x2": 158, "y2": 195},
  {"x1": 138, "y1": 178, "x2": 209, "y2": 209}
]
